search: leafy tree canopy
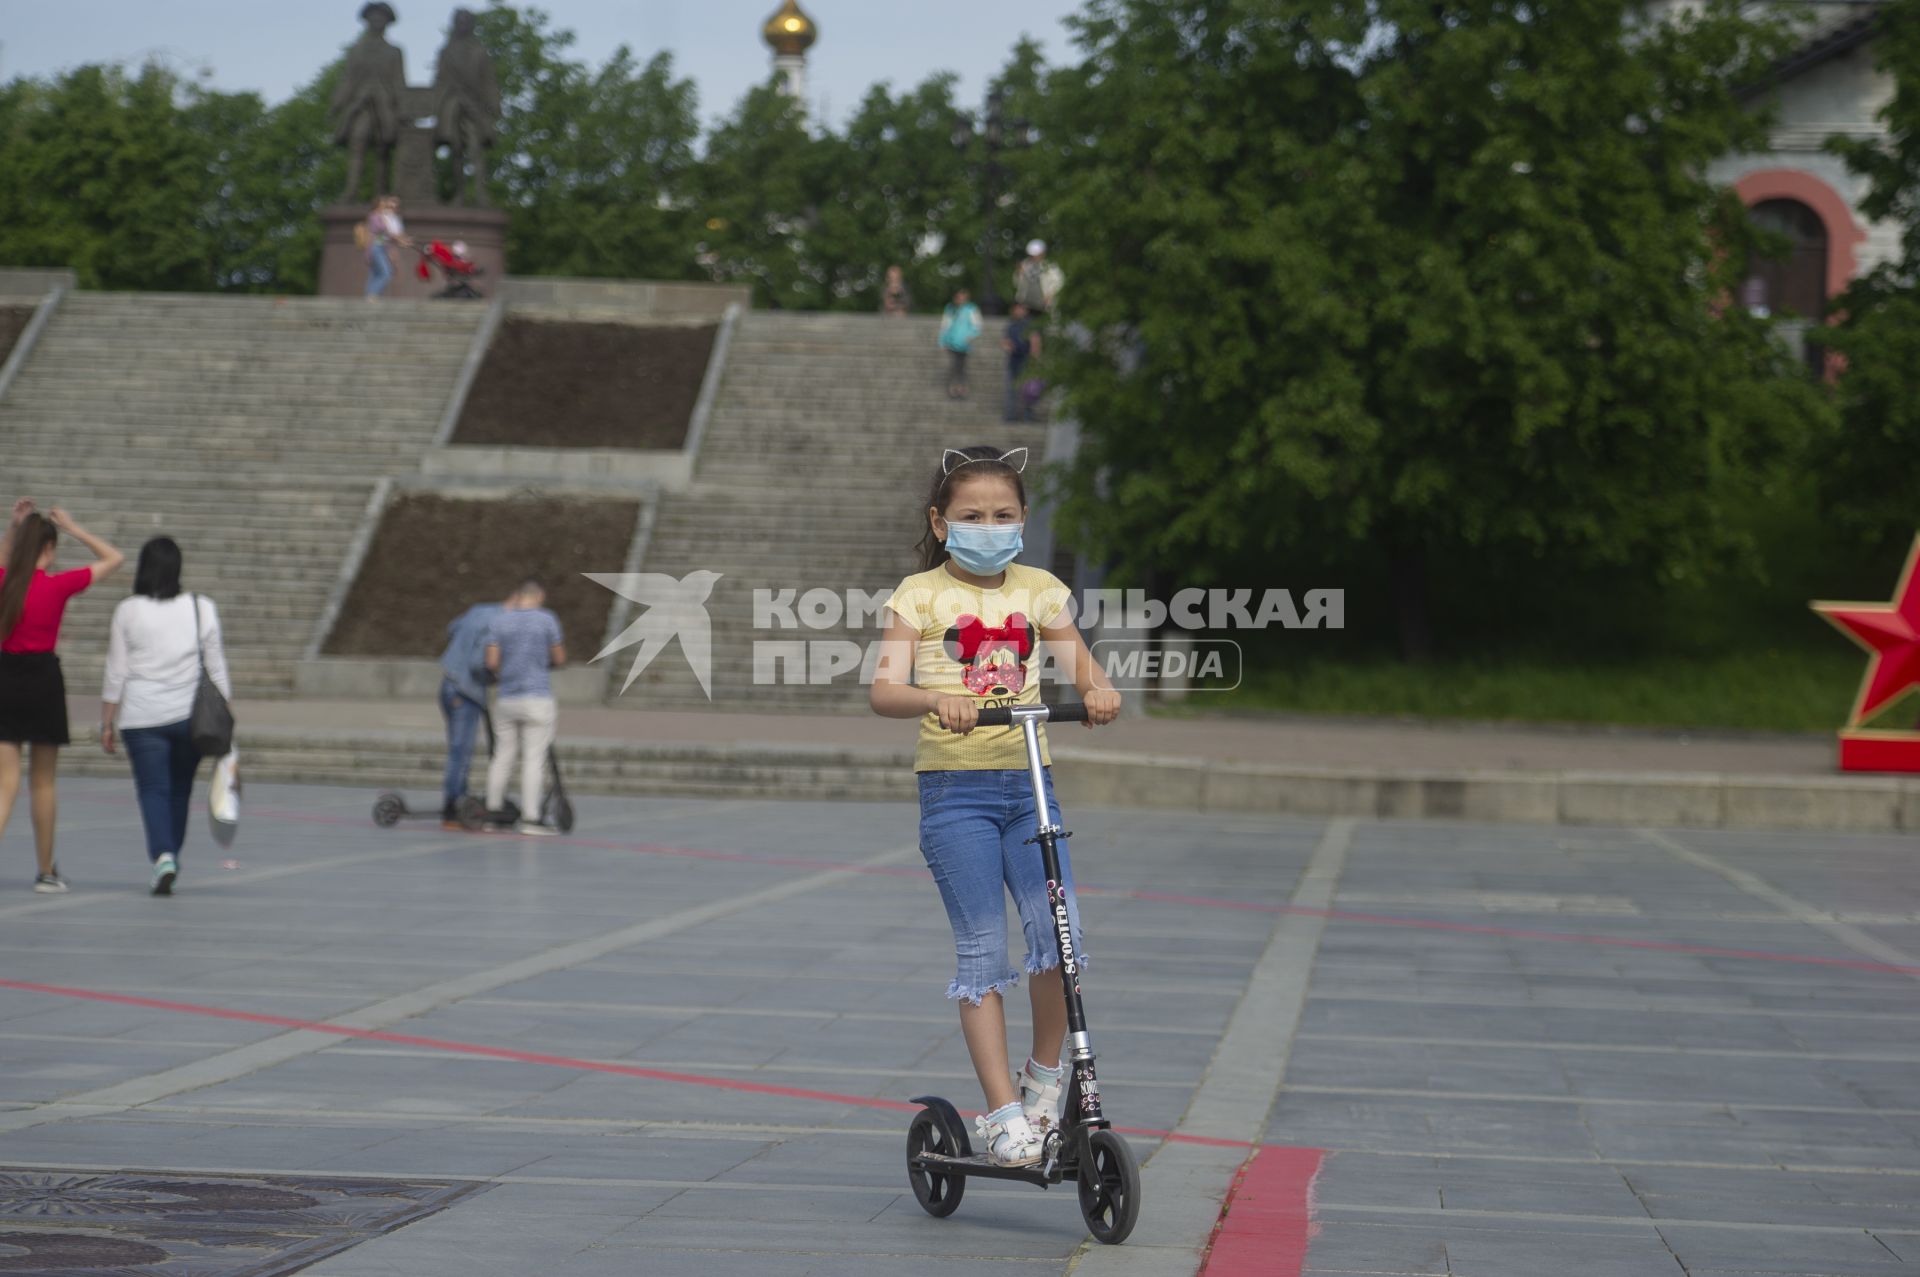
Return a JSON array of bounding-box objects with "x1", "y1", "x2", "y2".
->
[
  {"x1": 1823, "y1": 0, "x2": 1920, "y2": 550},
  {"x1": 1034, "y1": 0, "x2": 1834, "y2": 656}
]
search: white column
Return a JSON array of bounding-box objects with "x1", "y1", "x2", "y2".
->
[{"x1": 773, "y1": 54, "x2": 806, "y2": 101}]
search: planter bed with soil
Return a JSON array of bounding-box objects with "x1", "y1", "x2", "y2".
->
[
  {"x1": 451, "y1": 318, "x2": 716, "y2": 449},
  {"x1": 0, "y1": 306, "x2": 35, "y2": 366},
  {"x1": 323, "y1": 492, "x2": 640, "y2": 657}
]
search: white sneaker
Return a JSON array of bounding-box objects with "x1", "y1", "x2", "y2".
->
[
  {"x1": 517, "y1": 822, "x2": 558, "y2": 837},
  {"x1": 973, "y1": 1105, "x2": 1044, "y2": 1168},
  {"x1": 151, "y1": 854, "x2": 178, "y2": 896},
  {"x1": 1019, "y1": 1059, "x2": 1066, "y2": 1132}
]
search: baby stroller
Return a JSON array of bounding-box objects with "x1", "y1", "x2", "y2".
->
[{"x1": 415, "y1": 239, "x2": 486, "y2": 300}]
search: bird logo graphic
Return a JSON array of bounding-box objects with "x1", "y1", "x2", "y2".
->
[{"x1": 585, "y1": 570, "x2": 723, "y2": 698}]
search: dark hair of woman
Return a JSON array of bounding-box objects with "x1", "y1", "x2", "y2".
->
[
  {"x1": 133, "y1": 537, "x2": 184, "y2": 601},
  {"x1": 0, "y1": 513, "x2": 57, "y2": 642}
]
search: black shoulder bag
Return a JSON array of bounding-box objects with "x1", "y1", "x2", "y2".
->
[{"x1": 189, "y1": 595, "x2": 235, "y2": 757}]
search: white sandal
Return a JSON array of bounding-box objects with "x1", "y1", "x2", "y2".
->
[
  {"x1": 1020, "y1": 1060, "x2": 1065, "y2": 1132},
  {"x1": 974, "y1": 1105, "x2": 1044, "y2": 1167}
]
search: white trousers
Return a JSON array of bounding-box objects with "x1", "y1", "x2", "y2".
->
[{"x1": 486, "y1": 695, "x2": 557, "y2": 820}]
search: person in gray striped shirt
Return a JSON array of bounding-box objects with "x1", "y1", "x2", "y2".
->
[{"x1": 483, "y1": 580, "x2": 566, "y2": 835}]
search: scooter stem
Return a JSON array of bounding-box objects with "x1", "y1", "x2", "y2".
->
[{"x1": 1017, "y1": 714, "x2": 1059, "y2": 835}]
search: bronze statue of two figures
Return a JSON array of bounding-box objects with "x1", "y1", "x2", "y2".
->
[{"x1": 331, "y1": 3, "x2": 499, "y2": 207}]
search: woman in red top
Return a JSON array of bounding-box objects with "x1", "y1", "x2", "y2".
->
[{"x1": 0, "y1": 499, "x2": 124, "y2": 893}]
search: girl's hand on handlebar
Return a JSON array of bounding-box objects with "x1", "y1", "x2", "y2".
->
[
  {"x1": 932, "y1": 694, "x2": 980, "y2": 735},
  {"x1": 1084, "y1": 688, "x2": 1122, "y2": 727}
]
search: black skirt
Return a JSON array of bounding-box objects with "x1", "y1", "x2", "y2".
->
[{"x1": 0, "y1": 651, "x2": 70, "y2": 745}]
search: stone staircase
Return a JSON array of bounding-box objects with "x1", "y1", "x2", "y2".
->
[
  {"x1": 631, "y1": 312, "x2": 1048, "y2": 711},
  {"x1": 0, "y1": 292, "x2": 482, "y2": 697}
]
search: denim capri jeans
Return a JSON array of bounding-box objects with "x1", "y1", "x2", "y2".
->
[{"x1": 917, "y1": 767, "x2": 1087, "y2": 1004}]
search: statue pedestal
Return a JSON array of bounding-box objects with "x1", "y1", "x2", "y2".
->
[{"x1": 317, "y1": 203, "x2": 509, "y2": 300}]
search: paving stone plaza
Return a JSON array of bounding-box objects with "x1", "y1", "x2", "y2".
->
[{"x1": 1, "y1": 778, "x2": 1915, "y2": 1275}]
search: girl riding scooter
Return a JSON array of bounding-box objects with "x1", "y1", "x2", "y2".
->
[{"x1": 870, "y1": 445, "x2": 1121, "y2": 1167}]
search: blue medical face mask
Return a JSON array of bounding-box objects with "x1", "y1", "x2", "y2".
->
[{"x1": 943, "y1": 520, "x2": 1024, "y2": 575}]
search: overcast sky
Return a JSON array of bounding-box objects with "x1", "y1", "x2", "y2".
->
[{"x1": 1, "y1": 0, "x2": 1089, "y2": 125}]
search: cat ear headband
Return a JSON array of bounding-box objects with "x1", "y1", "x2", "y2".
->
[{"x1": 942, "y1": 447, "x2": 1029, "y2": 475}]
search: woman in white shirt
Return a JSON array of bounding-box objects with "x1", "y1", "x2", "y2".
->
[
  {"x1": 364, "y1": 195, "x2": 412, "y2": 299},
  {"x1": 100, "y1": 538, "x2": 231, "y2": 896}
]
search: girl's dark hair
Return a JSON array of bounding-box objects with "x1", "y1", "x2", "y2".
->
[
  {"x1": 914, "y1": 445, "x2": 1028, "y2": 571},
  {"x1": 0, "y1": 514, "x2": 57, "y2": 643},
  {"x1": 134, "y1": 537, "x2": 184, "y2": 600}
]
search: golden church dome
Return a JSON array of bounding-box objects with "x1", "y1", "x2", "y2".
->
[{"x1": 763, "y1": 0, "x2": 818, "y2": 57}]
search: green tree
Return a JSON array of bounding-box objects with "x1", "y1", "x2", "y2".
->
[
  {"x1": 974, "y1": 37, "x2": 1051, "y2": 308},
  {"x1": 810, "y1": 74, "x2": 976, "y2": 310},
  {"x1": 477, "y1": 5, "x2": 702, "y2": 279},
  {"x1": 1823, "y1": 0, "x2": 1920, "y2": 550},
  {"x1": 694, "y1": 82, "x2": 832, "y2": 307},
  {"x1": 0, "y1": 64, "x2": 224, "y2": 290},
  {"x1": 0, "y1": 59, "x2": 342, "y2": 295},
  {"x1": 192, "y1": 68, "x2": 344, "y2": 293},
  {"x1": 1038, "y1": 0, "x2": 1831, "y2": 659}
]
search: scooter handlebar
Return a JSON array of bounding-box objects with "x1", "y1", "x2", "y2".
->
[{"x1": 974, "y1": 703, "x2": 1090, "y2": 727}]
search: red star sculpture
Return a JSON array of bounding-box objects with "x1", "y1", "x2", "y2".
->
[{"x1": 1812, "y1": 534, "x2": 1920, "y2": 773}]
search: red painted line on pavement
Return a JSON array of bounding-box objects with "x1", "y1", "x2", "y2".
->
[
  {"x1": 0, "y1": 978, "x2": 921, "y2": 1113},
  {"x1": 0, "y1": 978, "x2": 1253, "y2": 1150},
  {"x1": 1199, "y1": 1145, "x2": 1324, "y2": 1277}
]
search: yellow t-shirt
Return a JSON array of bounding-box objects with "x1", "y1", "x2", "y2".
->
[{"x1": 886, "y1": 562, "x2": 1074, "y2": 772}]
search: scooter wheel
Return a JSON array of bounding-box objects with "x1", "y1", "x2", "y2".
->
[
  {"x1": 454, "y1": 795, "x2": 486, "y2": 830},
  {"x1": 1077, "y1": 1129, "x2": 1140, "y2": 1245},
  {"x1": 371, "y1": 793, "x2": 406, "y2": 828},
  {"x1": 905, "y1": 1108, "x2": 967, "y2": 1218},
  {"x1": 553, "y1": 796, "x2": 575, "y2": 833}
]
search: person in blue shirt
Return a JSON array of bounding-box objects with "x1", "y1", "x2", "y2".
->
[
  {"x1": 438, "y1": 593, "x2": 505, "y2": 828},
  {"x1": 939, "y1": 288, "x2": 984, "y2": 400}
]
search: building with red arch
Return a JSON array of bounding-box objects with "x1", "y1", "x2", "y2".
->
[{"x1": 1704, "y1": 3, "x2": 1893, "y2": 344}]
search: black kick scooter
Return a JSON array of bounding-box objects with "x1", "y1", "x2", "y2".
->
[
  {"x1": 372, "y1": 709, "x2": 575, "y2": 832},
  {"x1": 905, "y1": 702, "x2": 1141, "y2": 1244}
]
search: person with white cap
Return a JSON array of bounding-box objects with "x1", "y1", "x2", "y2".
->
[{"x1": 1013, "y1": 239, "x2": 1062, "y2": 316}]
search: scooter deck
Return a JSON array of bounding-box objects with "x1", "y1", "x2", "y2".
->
[{"x1": 912, "y1": 1151, "x2": 1070, "y2": 1186}]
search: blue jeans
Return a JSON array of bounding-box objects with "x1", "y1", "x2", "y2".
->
[
  {"x1": 917, "y1": 768, "x2": 1086, "y2": 1004},
  {"x1": 366, "y1": 245, "x2": 392, "y2": 297},
  {"x1": 439, "y1": 679, "x2": 485, "y2": 813},
  {"x1": 122, "y1": 718, "x2": 202, "y2": 864}
]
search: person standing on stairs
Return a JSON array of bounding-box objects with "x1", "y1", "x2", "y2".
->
[
  {"x1": 939, "y1": 288, "x2": 983, "y2": 400},
  {"x1": 1002, "y1": 303, "x2": 1042, "y2": 423},
  {"x1": 880, "y1": 265, "x2": 913, "y2": 317},
  {"x1": 483, "y1": 580, "x2": 566, "y2": 836},
  {"x1": 99, "y1": 537, "x2": 232, "y2": 896},
  {"x1": 1012, "y1": 239, "x2": 1063, "y2": 317},
  {"x1": 363, "y1": 195, "x2": 411, "y2": 300},
  {"x1": 0, "y1": 499, "x2": 125, "y2": 893}
]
